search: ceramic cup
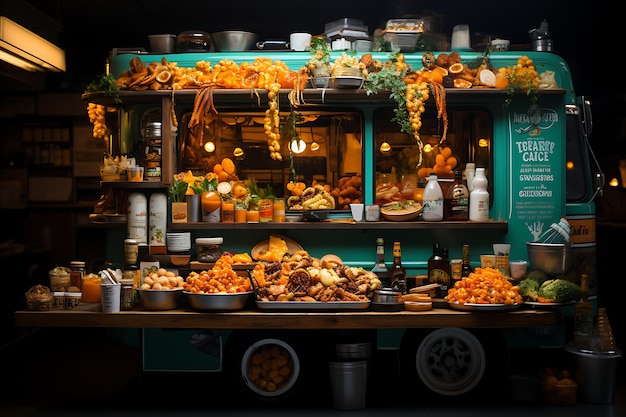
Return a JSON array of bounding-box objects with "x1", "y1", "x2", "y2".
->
[
  {"x1": 289, "y1": 33, "x2": 312, "y2": 51},
  {"x1": 350, "y1": 203, "x2": 364, "y2": 222},
  {"x1": 451, "y1": 24, "x2": 471, "y2": 50}
]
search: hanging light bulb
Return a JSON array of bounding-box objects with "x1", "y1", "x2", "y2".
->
[
  {"x1": 233, "y1": 147, "x2": 245, "y2": 158},
  {"x1": 310, "y1": 141, "x2": 320, "y2": 151},
  {"x1": 380, "y1": 141, "x2": 391, "y2": 156},
  {"x1": 204, "y1": 141, "x2": 215, "y2": 153},
  {"x1": 290, "y1": 138, "x2": 306, "y2": 154}
]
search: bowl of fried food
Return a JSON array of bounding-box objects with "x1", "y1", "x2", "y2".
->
[{"x1": 380, "y1": 200, "x2": 422, "y2": 221}]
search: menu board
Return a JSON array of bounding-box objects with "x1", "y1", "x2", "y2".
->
[{"x1": 507, "y1": 97, "x2": 565, "y2": 251}]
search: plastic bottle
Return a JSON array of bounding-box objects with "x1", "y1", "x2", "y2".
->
[
  {"x1": 127, "y1": 192, "x2": 148, "y2": 244},
  {"x1": 149, "y1": 192, "x2": 167, "y2": 247},
  {"x1": 422, "y1": 173, "x2": 443, "y2": 221},
  {"x1": 464, "y1": 162, "x2": 476, "y2": 192},
  {"x1": 469, "y1": 168, "x2": 489, "y2": 222}
]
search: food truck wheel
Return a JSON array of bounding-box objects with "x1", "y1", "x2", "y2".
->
[
  {"x1": 223, "y1": 331, "x2": 313, "y2": 404},
  {"x1": 400, "y1": 328, "x2": 508, "y2": 399}
]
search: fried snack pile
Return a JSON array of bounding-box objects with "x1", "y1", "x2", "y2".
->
[
  {"x1": 251, "y1": 250, "x2": 381, "y2": 302},
  {"x1": 445, "y1": 267, "x2": 523, "y2": 305},
  {"x1": 184, "y1": 254, "x2": 253, "y2": 294}
]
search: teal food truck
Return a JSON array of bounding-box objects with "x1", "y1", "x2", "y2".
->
[{"x1": 92, "y1": 49, "x2": 603, "y2": 402}]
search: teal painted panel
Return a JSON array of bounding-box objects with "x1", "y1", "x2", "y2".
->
[
  {"x1": 506, "y1": 95, "x2": 566, "y2": 261},
  {"x1": 143, "y1": 328, "x2": 224, "y2": 371}
]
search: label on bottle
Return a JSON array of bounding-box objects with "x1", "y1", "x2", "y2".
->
[
  {"x1": 149, "y1": 193, "x2": 167, "y2": 246},
  {"x1": 128, "y1": 192, "x2": 148, "y2": 244},
  {"x1": 428, "y1": 268, "x2": 450, "y2": 297},
  {"x1": 423, "y1": 175, "x2": 443, "y2": 221}
]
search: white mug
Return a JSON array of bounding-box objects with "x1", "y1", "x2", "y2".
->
[
  {"x1": 451, "y1": 24, "x2": 471, "y2": 50},
  {"x1": 289, "y1": 33, "x2": 312, "y2": 51}
]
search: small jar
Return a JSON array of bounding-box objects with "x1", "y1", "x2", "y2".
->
[
  {"x1": 69, "y1": 261, "x2": 85, "y2": 291},
  {"x1": 196, "y1": 237, "x2": 224, "y2": 262}
]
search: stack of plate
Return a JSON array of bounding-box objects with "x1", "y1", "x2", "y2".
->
[{"x1": 166, "y1": 232, "x2": 191, "y2": 253}]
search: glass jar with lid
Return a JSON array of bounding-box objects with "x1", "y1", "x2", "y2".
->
[{"x1": 196, "y1": 237, "x2": 224, "y2": 262}]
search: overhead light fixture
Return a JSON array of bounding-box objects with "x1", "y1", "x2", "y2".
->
[
  {"x1": 380, "y1": 141, "x2": 391, "y2": 156},
  {"x1": 0, "y1": 16, "x2": 66, "y2": 72},
  {"x1": 233, "y1": 147, "x2": 245, "y2": 158},
  {"x1": 310, "y1": 141, "x2": 320, "y2": 151},
  {"x1": 290, "y1": 138, "x2": 306, "y2": 154},
  {"x1": 204, "y1": 141, "x2": 215, "y2": 153}
]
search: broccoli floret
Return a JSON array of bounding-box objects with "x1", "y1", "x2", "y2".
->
[
  {"x1": 538, "y1": 279, "x2": 582, "y2": 303},
  {"x1": 518, "y1": 278, "x2": 540, "y2": 300},
  {"x1": 526, "y1": 270, "x2": 550, "y2": 285}
]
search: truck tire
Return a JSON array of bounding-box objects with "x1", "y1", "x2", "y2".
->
[{"x1": 399, "y1": 328, "x2": 508, "y2": 400}]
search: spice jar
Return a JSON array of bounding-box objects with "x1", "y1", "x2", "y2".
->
[{"x1": 196, "y1": 237, "x2": 224, "y2": 262}]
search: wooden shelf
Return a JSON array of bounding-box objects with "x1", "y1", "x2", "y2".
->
[
  {"x1": 169, "y1": 220, "x2": 508, "y2": 231},
  {"x1": 15, "y1": 307, "x2": 556, "y2": 330}
]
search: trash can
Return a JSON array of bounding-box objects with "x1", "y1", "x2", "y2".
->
[
  {"x1": 329, "y1": 360, "x2": 368, "y2": 410},
  {"x1": 565, "y1": 343, "x2": 622, "y2": 404}
]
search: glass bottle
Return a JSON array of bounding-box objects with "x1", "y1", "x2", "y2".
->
[
  {"x1": 574, "y1": 273, "x2": 594, "y2": 350},
  {"x1": 444, "y1": 170, "x2": 469, "y2": 221},
  {"x1": 461, "y1": 244, "x2": 473, "y2": 278},
  {"x1": 422, "y1": 173, "x2": 443, "y2": 221},
  {"x1": 389, "y1": 241, "x2": 407, "y2": 293},
  {"x1": 469, "y1": 167, "x2": 489, "y2": 222},
  {"x1": 428, "y1": 243, "x2": 450, "y2": 298},
  {"x1": 371, "y1": 238, "x2": 391, "y2": 288}
]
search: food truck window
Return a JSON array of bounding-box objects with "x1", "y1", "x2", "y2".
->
[
  {"x1": 373, "y1": 107, "x2": 493, "y2": 197},
  {"x1": 177, "y1": 110, "x2": 363, "y2": 199},
  {"x1": 565, "y1": 109, "x2": 592, "y2": 203}
]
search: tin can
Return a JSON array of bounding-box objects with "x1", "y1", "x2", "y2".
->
[
  {"x1": 259, "y1": 199, "x2": 273, "y2": 222},
  {"x1": 120, "y1": 280, "x2": 136, "y2": 310},
  {"x1": 451, "y1": 259, "x2": 462, "y2": 281}
]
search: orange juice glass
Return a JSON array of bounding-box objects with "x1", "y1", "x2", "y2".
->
[
  {"x1": 273, "y1": 198, "x2": 286, "y2": 222},
  {"x1": 221, "y1": 200, "x2": 234, "y2": 222},
  {"x1": 247, "y1": 209, "x2": 260, "y2": 223},
  {"x1": 81, "y1": 274, "x2": 102, "y2": 303},
  {"x1": 235, "y1": 207, "x2": 247, "y2": 223}
]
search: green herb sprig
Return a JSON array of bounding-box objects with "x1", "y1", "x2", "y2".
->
[{"x1": 84, "y1": 73, "x2": 121, "y2": 104}]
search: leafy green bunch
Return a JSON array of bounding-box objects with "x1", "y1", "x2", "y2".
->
[
  {"x1": 364, "y1": 51, "x2": 412, "y2": 135},
  {"x1": 84, "y1": 73, "x2": 121, "y2": 103}
]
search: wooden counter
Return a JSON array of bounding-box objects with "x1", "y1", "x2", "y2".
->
[{"x1": 15, "y1": 307, "x2": 557, "y2": 330}]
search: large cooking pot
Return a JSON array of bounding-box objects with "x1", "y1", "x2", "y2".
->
[{"x1": 211, "y1": 31, "x2": 258, "y2": 51}]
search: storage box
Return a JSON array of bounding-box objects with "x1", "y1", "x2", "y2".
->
[{"x1": 325, "y1": 18, "x2": 368, "y2": 34}]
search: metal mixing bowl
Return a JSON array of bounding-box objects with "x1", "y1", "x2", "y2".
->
[
  {"x1": 184, "y1": 291, "x2": 252, "y2": 310},
  {"x1": 210, "y1": 31, "x2": 258, "y2": 51},
  {"x1": 526, "y1": 242, "x2": 572, "y2": 275},
  {"x1": 137, "y1": 289, "x2": 182, "y2": 310}
]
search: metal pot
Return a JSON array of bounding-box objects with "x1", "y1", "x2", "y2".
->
[
  {"x1": 211, "y1": 31, "x2": 258, "y2": 51},
  {"x1": 373, "y1": 288, "x2": 402, "y2": 304}
]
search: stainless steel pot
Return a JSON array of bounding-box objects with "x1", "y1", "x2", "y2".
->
[{"x1": 211, "y1": 31, "x2": 258, "y2": 51}]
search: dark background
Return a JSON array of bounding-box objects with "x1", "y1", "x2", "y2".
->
[{"x1": 2, "y1": 0, "x2": 624, "y2": 344}]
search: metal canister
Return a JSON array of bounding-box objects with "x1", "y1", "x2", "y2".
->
[
  {"x1": 451, "y1": 259, "x2": 462, "y2": 281},
  {"x1": 120, "y1": 279, "x2": 137, "y2": 310}
]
